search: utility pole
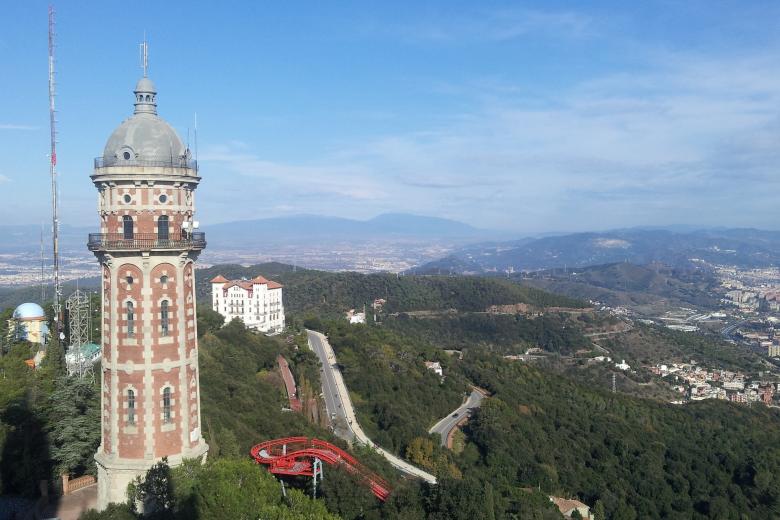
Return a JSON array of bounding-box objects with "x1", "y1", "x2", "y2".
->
[{"x1": 48, "y1": 5, "x2": 63, "y2": 340}]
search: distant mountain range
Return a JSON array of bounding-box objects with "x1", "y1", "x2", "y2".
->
[
  {"x1": 0, "y1": 214, "x2": 504, "y2": 255},
  {"x1": 203, "y1": 213, "x2": 504, "y2": 248},
  {"x1": 409, "y1": 228, "x2": 780, "y2": 273}
]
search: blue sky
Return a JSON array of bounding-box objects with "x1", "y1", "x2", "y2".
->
[{"x1": 2, "y1": 1, "x2": 780, "y2": 233}]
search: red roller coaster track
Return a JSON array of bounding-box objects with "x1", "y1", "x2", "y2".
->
[{"x1": 250, "y1": 437, "x2": 391, "y2": 501}]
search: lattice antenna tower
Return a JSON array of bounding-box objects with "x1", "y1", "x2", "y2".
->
[
  {"x1": 40, "y1": 223, "x2": 46, "y2": 303},
  {"x1": 48, "y1": 5, "x2": 63, "y2": 338},
  {"x1": 66, "y1": 289, "x2": 94, "y2": 381}
]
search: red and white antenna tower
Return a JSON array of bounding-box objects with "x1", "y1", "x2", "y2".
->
[{"x1": 48, "y1": 5, "x2": 63, "y2": 337}]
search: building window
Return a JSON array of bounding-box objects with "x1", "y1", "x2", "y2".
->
[
  {"x1": 157, "y1": 216, "x2": 169, "y2": 241},
  {"x1": 159, "y1": 194, "x2": 168, "y2": 203},
  {"x1": 127, "y1": 301, "x2": 135, "y2": 337},
  {"x1": 161, "y1": 300, "x2": 170, "y2": 336},
  {"x1": 123, "y1": 215, "x2": 133, "y2": 239},
  {"x1": 163, "y1": 387, "x2": 172, "y2": 423},
  {"x1": 127, "y1": 389, "x2": 136, "y2": 424},
  {"x1": 160, "y1": 275, "x2": 168, "y2": 284}
]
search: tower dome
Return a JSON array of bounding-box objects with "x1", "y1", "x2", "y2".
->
[
  {"x1": 13, "y1": 302, "x2": 46, "y2": 320},
  {"x1": 101, "y1": 76, "x2": 188, "y2": 167}
]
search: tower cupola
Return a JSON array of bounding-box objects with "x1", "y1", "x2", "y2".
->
[{"x1": 133, "y1": 77, "x2": 157, "y2": 115}]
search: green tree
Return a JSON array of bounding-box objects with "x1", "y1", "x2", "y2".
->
[
  {"x1": 80, "y1": 503, "x2": 138, "y2": 520},
  {"x1": 196, "y1": 306, "x2": 224, "y2": 338},
  {"x1": 593, "y1": 499, "x2": 606, "y2": 520},
  {"x1": 320, "y1": 464, "x2": 381, "y2": 520},
  {"x1": 48, "y1": 376, "x2": 100, "y2": 476},
  {"x1": 129, "y1": 458, "x2": 175, "y2": 517}
]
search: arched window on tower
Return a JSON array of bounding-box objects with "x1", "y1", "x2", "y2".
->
[
  {"x1": 123, "y1": 215, "x2": 133, "y2": 240},
  {"x1": 127, "y1": 301, "x2": 135, "y2": 337},
  {"x1": 127, "y1": 389, "x2": 136, "y2": 425},
  {"x1": 157, "y1": 215, "x2": 169, "y2": 241},
  {"x1": 162, "y1": 387, "x2": 171, "y2": 423},
  {"x1": 161, "y1": 300, "x2": 170, "y2": 336}
]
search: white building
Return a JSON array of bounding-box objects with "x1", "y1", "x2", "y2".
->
[
  {"x1": 346, "y1": 309, "x2": 366, "y2": 324},
  {"x1": 424, "y1": 361, "x2": 443, "y2": 377},
  {"x1": 211, "y1": 274, "x2": 285, "y2": 334}
]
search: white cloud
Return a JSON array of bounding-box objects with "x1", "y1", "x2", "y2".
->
[
  {"x1": 201, "y1": 49, "x2": 780, "y2": 231},
  {"x1": 0, "y1": 123, "x2": 37, "y2": 130},
  {"x1": 393, "y1": 8, "x2": 595, "y2": 43}
]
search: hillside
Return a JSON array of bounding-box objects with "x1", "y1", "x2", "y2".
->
[
  {"x1": 307, "y1": 318, "x2": 780, "y2": 519},
  {"x1": 518, "y1": 262, "x2": 720, "y2": 311},
  {"x1": 411, "y1": 228, "x2": 780, "y2": 273},
  {"x1": 194, "y1": 262, "x2": 587, "y2": 318}
]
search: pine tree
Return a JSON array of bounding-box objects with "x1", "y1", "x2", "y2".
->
[{"x1": 48, "y1": 376, "x2": 100, "y2": 476}]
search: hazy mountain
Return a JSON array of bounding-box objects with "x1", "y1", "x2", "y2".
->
[
  {"x1": 0, "y1": 224, "x2": 90, "y2": 254},
  {"x1": 203, "y1": 213, "x2": 499, "y2": 248},
  {"x1": 0, "y1": 214, "x2": 502, "y2": 255},
  {"x1": 410, "y1": 228, "x2": 780, "y2": 273}
]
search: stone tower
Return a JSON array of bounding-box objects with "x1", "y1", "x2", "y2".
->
[{"x1": 89, "y1": 67, "x2": 208, "y2": 509}]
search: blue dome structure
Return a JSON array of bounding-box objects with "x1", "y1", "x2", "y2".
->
[
  {"x1": 13, "y1": 302, "x2": 46, "y2": 320},
  {"x1": 10, "y1": 302, "x2": 49, "y2": 345}
]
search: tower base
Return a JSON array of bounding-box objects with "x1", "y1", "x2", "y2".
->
[{"x1": 94, "y1": 442, "x2": 208, "y2": 511}]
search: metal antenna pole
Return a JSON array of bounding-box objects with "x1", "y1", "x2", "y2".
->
[
  {"x1": 48, "y1": 5, "x2": 62, "y2": 339},
  {"x1": 40, "y1": 222, "x2": 46, "y2": 303}
]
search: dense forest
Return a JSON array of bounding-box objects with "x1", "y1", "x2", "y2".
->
[
  {"x1": 4, "y1": 265, "x2": 780, "y2": 518},
  {"x1": 384, "y1": 312, "x2": 592, "y2": 355},
  {"x1": 463, "y1": 352, "x2": 780, "y2": 519},
  {"x1": 194, "y1": 262, "x2": 586, "y2": 318},
  {"x1": 321, "y1": 321, "x2": 780, "y2": 519}
]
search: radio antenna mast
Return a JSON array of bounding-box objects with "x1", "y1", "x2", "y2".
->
[
  {"x1": 40, "y1": 222, "x2": 46, "y2": 303},
  {"x1": 48, "y1": 5, "x2": 63, "y2": 338}
]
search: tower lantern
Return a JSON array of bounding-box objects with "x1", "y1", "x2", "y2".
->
[{"x1": 89, "y1": 51, "x2": 208, "y2": 509}]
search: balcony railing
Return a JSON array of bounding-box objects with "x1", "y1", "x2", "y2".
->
[
  {"x1": 94, "y1": 156, "x2": 198, "y2": 170},
  {"x1": 87, "y1": 232, "x2": 206, "y2": 252}
]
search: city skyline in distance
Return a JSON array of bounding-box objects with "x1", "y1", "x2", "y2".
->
[{"x1": 3, "y1": 1, "x2": 780, "y2": 232}]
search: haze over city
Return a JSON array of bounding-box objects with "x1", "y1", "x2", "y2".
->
[{"x1": 3, "y1": 1, "x2": 780, "y2": 233}]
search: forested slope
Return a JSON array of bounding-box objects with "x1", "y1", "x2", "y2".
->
[
  {"x1": 195, "y1": 263, "x2": 586, "y2": 318},
  {"x1": 462, "y1": 353, "x2": 780, "y2": 519}
]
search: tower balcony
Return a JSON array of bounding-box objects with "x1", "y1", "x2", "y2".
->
[
  {"x1": 87, "y1": 232, "x2": 206, "y2": 252},
  {"x1": 94, "y1": 156, "x2": 198, "y2": 170}
]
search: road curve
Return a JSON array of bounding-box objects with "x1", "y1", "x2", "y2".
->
[
  {"x1": 306, "y1": 329, "x2": 437, "y2": 484},
  {"x1": 428, "y1": 389, "x2": 485, "y2": 447}
]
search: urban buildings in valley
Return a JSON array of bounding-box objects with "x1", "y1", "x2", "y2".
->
[
  {"x1": 210, "y1": 274, "x2": 285, "y2": 334},
  {"x1": 88, "y1": 61, "x2": 208, "y2": 509}
]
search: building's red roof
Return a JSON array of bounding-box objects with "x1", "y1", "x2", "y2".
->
[
  {"x1": 223, "y1": 280, "x2": 254, "y2": 291},
  {"x1": 217, "y1": 274, "x2": 282, "y2": 291}
]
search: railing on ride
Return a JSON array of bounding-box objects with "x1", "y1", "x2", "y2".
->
[
  {"x1": 250, "y1": 437, "x2": 391, "y2": 500},
  {"x1": 87, "y1": 232, "x2": 206, "y2": 251}
]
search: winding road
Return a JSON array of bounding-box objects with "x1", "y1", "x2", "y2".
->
[
  {"x1": 428, "y1": 389, "x2": 485, "y2": 447},
  {"x1": 306, "y1": 330, "x2": 437, "y2": 484}
]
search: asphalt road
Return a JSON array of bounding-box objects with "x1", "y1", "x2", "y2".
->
[
  {"x1": 428, "y1": 389, "x2": 485, "y2": 447},
  {"x1": 307, "y1": 330, "x2": 354, "y2": 441},
  {"x1": 306, "y1": 329, "x2": 437, "y2": 484}
]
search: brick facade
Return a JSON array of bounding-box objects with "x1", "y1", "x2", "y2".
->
[{"x1": 91, "y1": 76, "x2": 208, "y2": 511}]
